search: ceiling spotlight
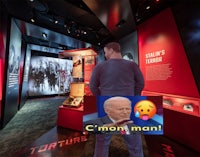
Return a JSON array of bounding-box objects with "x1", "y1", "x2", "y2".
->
[
  {"x1": 42, "y1": 32, "x2": 47, "y2": 38},
  {"x1": 55, "y1": 20, "x2": 58, "y2": 24},
  {"x1": 136, "y1": 18, "x2": 141, "y2": 22},
  {"x1": 83, "y1": 31, "x2": 87, "y2": 35},
  {"x1": 67, "y1": 29, "x2": 71, "y2": 34},
  {"x1": 27, "y1": 0, "x2": 48, "y2": 12},
  {"x1": 146, "y1": 6, "x2": 151, "y2": 10},
  {"x1": 31, "y1": 18, "x2": 35, "y2": 22}
]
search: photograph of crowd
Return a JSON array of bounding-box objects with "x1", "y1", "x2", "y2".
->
[{"x1": 28, "y1": 56, "x2": 73, "y2": 96}]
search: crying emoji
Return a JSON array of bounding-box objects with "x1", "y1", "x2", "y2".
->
[{"x1": 134, "y1": 100, "x2": 157, "y2": 121}]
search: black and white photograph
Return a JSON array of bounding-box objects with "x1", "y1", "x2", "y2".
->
[{"x1": 28, "y1": 56, "x2": 73, "y2": 96}]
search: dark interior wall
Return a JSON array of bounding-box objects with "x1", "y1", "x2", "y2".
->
[
  {"x1": 2, "y1": 18, "x2": 22, "y2": 127},
  {"x1": 171, "y1": 0, "x2": 200, "y2": 94},
  {"x1": 119, "y1": 31, "x2": 139, "y2": 64}
]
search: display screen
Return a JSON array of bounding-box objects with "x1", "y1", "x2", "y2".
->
[{"x1": 28, "y1": 56, "x2": 73, "y2": 96}]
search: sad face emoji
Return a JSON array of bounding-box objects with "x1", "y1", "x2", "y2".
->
[{"x1": 134, "y1": 100, "x2": 157, "y2": 121}]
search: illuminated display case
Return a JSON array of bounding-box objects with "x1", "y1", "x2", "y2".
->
[
  {"x1": 57, "y1": 48, "x2": 97, "y2": 131},
  {"x1": 163, "y1": 95, "x2": 199, "y2": 116},
  {"x1": 142, "y1": 91, "x2": 200, "y2": 117},
  {"x1": 62, "y1": 82, "x2": 84, "y2": 107},
  {"x1": 59, "y1": 48, "x2": 97, "y2": 96}
]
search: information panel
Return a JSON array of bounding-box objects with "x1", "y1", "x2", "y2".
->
[{"x1": 138, "y1": 8, "x2": 199, "y2": 98}]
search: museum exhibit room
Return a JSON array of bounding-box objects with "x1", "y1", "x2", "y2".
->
[{"x1": 0, "y1": 0, "x2": 200, "y2": 157}]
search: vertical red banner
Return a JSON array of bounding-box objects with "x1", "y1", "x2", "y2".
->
[
  {"x1": 138, "y1": 8, "x2": 199, "y2": 98},
  {"x1": 138, "y1": 8, "x2": 200, "y2": 152}
]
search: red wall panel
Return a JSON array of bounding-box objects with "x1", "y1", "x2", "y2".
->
[
  {"x1": 138, "y1": 8, "x2": 200, "y2": 152},
  {"x1": 138, "y1": 8, "x2": 199, "y2": 98}
]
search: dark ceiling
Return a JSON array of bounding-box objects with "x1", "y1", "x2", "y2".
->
[{"x1": 1, "y1": 0, "x2": 175, "y2": 48}]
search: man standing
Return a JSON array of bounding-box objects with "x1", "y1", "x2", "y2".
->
[
  {"x1": 84, "y1": 97, "x2": 134, "y2": 134},
  {"x1": 84, "y1": 97, "x2": 143, "y2": 157},
  {"x1": 90, "y1": 42, "x2": 144, "y2": 96},
  {"x1": 89, "y1": 42, "x2": 145, "y2": 157}
]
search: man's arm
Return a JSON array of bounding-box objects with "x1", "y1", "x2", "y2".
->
[
  {"x1": 90, "y1": 66, "x2": 101, "y2": 96},
  {"x1": 133, "y1": 63, "x2": 145, "y2": 95}
]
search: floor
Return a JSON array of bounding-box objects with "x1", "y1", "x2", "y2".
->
[
  {"x1": 0, "y1": 97, "x2": 65, "y2": 157},
  {"x1": 0, "y1": 96, "x2": 199, "y2": 157}
]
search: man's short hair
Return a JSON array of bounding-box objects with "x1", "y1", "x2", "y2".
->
[
  {"x1": 104, "y1": 42, "x2": 121, "y2": 53},
  {"x1": 104, "y1": 96, "x2": 131, "y2": 109}
]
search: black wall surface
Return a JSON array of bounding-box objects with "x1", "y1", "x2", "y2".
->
[
  {"x1": 119, "y1": 31, "x2": 139, "y2": 64},
  {"x1": 2, "y1": 19, "x2": 22, "y2": 127},
  {"x1": 172, "y1": 0, "x2": 200, "y2": 94}
]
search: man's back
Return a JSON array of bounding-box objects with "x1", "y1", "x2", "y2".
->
[{"x1": 90, "y1": 59, "x2": 144, "y2": 96}]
